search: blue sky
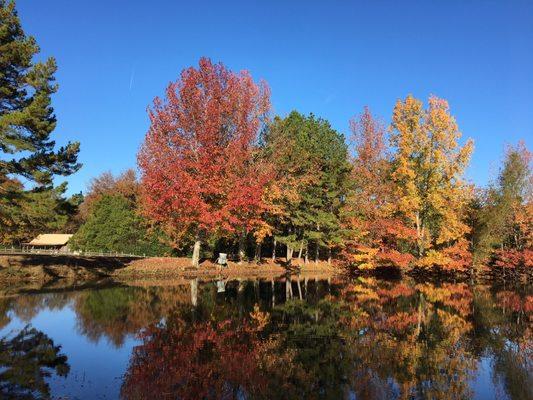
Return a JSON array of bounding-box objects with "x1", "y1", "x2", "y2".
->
[{"x1": 17, "y1": 0, "x2": 533, "y2": 195}]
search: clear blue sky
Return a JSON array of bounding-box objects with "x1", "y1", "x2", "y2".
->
[{"x1": 17, "y1": 0, "x2": 533, "y2": 195}]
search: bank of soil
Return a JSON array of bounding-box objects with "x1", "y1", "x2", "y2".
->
[
  {"x1": 115, "y1": 257, "x2": 337, "y2": 279},
  {"x1": 0, "y1": 254, "x2": 135, "y2": 286},
  {"x1": 0, "y1": 254, "x2": 339, "y2": 290}
]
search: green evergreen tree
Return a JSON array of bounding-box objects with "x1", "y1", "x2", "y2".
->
[
  {"x1": 71, "y1": 194, "x2": 171, "y2": 256},
  {"x1": 0, "y1": 181, "x2": 79, "y2": 244},
  {"x1": 263, "y1": 111, "x2": 351, "y2": 263},
  {"x1": 0, "y1": 0, "x2": 81, "y2": 243}
]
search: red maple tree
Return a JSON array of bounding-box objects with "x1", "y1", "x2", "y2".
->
[{"x1": 138, "y1": 58, "x2": 270, "y2": 266}]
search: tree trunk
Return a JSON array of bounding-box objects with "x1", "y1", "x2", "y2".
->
[
  {"x1": 286, "y1": 245, "x2": 293, "y2": 263},
  {"x1": 416, "y1": 293, "x2": 424, "y2": 338},
  {"x1": 415, "y1": 211, "x2": 424, "y2": 256},
  {"x1": 327, "y1": 248, "x2": 332, "y2": 265},
  {"x1": 254, "y1": 242, "x2": 262, "y2": 262},
  {"x1": 298, "y1": 241, "x2": 304, "y2": 260},
  {"x1": 238, "y1": 230, "x2": 246, "y2": 264},
  {"x1": 237, "y1": 280, "x2": 245, "y2": 318},
  {"x1": 272, "y1": 238, "x2": 277, "y2": 261},
  {"x1": 315, "y1": 244, "x2": 319, "y2": 264},
  {"x1": 305, "y1": 244, "x2": 309, "y2": 264},
  {"x1": 192, "y1": 237, "x2": 201, "y2": 268},
  {"x1": 285, "y1": 278, "x2": 292, "y2": 300}
]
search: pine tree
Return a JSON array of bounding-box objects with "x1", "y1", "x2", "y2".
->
[
  {"x1": 262, "y1": 111, "x2": 351, "y2": 263},
  {"x1": 0, "y1": 0, "x2": 81, "y2": 243}
]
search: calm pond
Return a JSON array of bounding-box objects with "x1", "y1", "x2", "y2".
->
[{"x1": 0, "y1": 276, "x2": 531, "y2": 399}]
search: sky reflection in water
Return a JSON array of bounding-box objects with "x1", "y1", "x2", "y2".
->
[{"x1": 0, "y1": 277, "x2": 531, "y2": 399}]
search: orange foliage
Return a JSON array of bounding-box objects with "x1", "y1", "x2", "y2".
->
[
  {"x1": 377, "y1": 283, "x2": 416, "y2": 301},
  {"x1": 342, "y1": 108, "x2": 416, "y2": 271},
  {"x1": 496, "y1": 291, "x2": 528, "y2": 313},
  {"x1": 493, "y1": 249, "x2": 532, "y2": 269},
  {"x1": 441, "y1": 240, "x2": 472, "y2": 272},
  {"x1": 377, "y1": 249, "x2": 415, "y2": 269}
]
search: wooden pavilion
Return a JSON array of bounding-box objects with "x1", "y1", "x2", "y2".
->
[{"x1": 23, "y1": 234, "x2": 73, "y2": 252}]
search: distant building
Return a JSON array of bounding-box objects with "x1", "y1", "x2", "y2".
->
[{"x1": 23, "y1": 234, "x2": 73, "y2": 252}]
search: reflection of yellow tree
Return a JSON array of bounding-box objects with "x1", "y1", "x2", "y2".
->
[
  {"x1": 11, "y1": 294, "x2": 68, "y2": 322},
  {"x1": 342, "y1": 279, "x2": 477, "y2": 399},
  {"x1": 0, "y1": 293, "x2": 71, "y2": 330}
]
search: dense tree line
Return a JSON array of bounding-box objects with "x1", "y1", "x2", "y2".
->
[
  {"x1": 138, "y1": 58, "x2": 531, "y2": 274},
  {"x1": 1, "y1": 1, "x2": 530, "y2": 274}
]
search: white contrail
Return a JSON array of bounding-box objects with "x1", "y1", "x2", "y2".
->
[{"x1": 129, "y1": 68, "x2": 135, "y2": 91}]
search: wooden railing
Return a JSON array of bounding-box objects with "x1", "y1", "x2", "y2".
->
[{"x1": 0, "y1": 247, "x2": 146, "y2": 258}]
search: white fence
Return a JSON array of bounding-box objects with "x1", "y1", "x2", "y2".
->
[{"x1": 0, "y1": 247, "x2": 146, "y2": 258}]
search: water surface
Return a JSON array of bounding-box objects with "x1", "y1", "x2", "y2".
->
[{"x1": 0, "y1": 276, "x2": 531, "y2": 399}]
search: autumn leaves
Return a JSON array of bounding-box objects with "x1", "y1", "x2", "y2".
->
[
  {"x1": 138, "y1": 58, "x2": 270, "y2": 266},
  {"x1": 138, "y1": 58, "x2": 531, "y2": 273}
]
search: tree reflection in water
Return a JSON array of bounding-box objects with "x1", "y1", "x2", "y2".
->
[
  {"x1": 0, "y1": 325, "x2": 70, "y2": 399},
  {"x1": 0, "y1": 278, "x2": 530, "y2": 399},
  {"x1": 119, "y1": 277, "x2": 531, "y2": 400}
]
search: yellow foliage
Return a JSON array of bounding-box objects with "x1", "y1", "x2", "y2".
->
[
  {"x1": 250, "y1": 304, "x2": 270, "y2": 330},
  {"x1": 390, "y1": 95, "x2": 474, "y2": 259},
  {"x1": 415, "y1": 249, "x2": 451, "y2": 269},
  {"x1": 350, "y1": 246, "x2": 379, "y2": 270}
]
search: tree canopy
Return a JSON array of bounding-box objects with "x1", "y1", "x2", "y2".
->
[
  {"x1": 261, "y1": 111, "x2": 351, "y2": 263},
  {"x1": 71, "y1": 194, "x2": 171, "y2": 256},
  {"x1": 0, "y1": 2, "x2": 529, "y2": 275},
  {"x1": 138, "y1": 57, "x2": 270, "y2": 265}
]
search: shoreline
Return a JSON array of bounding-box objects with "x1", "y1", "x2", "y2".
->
[
  {"x1": 0, "y1": 254, "x2": 339, "y2": 293},
  {"x1": 1, "y1": 253, "x2": 529, "y2": 295}
]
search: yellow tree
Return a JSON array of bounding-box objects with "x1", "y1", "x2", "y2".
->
[{"x1": 390, "y1": 95, "x2": 474, "y2": 266}]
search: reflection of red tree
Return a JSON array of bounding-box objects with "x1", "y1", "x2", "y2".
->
[
  {"x1": 493, "y1": 249, "x2": 533, "y2": 270},
  {"x1": 121, "y1": 319, "x2": 265, "y2": 400},
  {"x1": 377, "y1": 283, "x2": 415, "y2": 302},
  {"x1": 496, "y1": 291, "x2": 533, "y2": 314}
]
